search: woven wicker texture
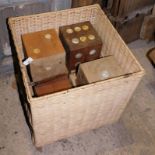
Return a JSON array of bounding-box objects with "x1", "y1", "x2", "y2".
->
[{"x1": 8, "y1": 5, "x2": 144, "y2": 147}]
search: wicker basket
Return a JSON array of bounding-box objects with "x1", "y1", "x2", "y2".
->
[{"x1": 8, "y1": 4, "x2": 144, "y2": 147}]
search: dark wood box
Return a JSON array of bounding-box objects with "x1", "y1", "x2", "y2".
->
[
  {"x1": 34, "y1": 74, "x2": 72, "y2": 96},
  {"x1": 59, "y1": 21, "x2": 102, "y2": 71}
]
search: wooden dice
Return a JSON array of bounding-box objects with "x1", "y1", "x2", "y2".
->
[
  {"x1": 22, "y1": 29, "x2": 67, "y2": 83},
  {"x1": 77, "y1": 56, "x2": 124, "y2": 85},
  {"x1": 59, "y1": 21, "x2": 102, "y2": 71},
  {"x1": 34, "y1": 74, "x2": 72, "y2": 96}
]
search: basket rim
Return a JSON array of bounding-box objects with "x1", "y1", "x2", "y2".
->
[{"x1": 8, "y1": 4, "x2": 101, "y2": 23}]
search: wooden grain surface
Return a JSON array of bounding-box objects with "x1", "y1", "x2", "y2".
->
[{"x1": 77, "y1": 56, "x2": 124, "y2": 84}]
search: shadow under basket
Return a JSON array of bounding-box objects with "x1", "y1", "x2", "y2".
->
[{"x1": 8, "y1": 4, "x2": 144, "y2": 147}]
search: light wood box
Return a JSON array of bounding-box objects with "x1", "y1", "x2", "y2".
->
[{"x1": 77, "y1": 56, "x2": 124, "y2": 85}]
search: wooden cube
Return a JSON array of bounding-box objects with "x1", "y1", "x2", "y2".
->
[
  {"x1": 34, "y1": 74, "x2": 72, "y2": 96},
  {"x1": 59, "y1": 21, "x2": 102, "y2": 71},
  {"x1": 22, "y1": 29, "x2": 67, "y2": 82},
  {"x1": 77, "y1": 56, "x2": 124, "y2": 85}
]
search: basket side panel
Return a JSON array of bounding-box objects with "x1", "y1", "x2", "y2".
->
[
  {"x1": 31, "y1": 74, "x2": 142, "y2": 147},
  {"x1": 94, "y1": 11, "x2": 143, "y2": 74}
]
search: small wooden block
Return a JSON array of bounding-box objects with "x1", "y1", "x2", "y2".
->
[
  {"x1": 147, "y1": 47, "x2": 155, "y2": 68},
  {"x1": 22, "y1": 29, "x2": 67, "y2": 82},
  {"x1": 59, "y1": 21, "x2": 102, "y2": 71},
  {"x1": 77, "y1": 56, "x2": 124, "y2": 85},
  {"x1": 34, "y1": 74, "x2": 72, "y2": 96}
]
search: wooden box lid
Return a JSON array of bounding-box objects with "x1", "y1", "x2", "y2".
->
[{"x1": 22, "y1": 29, "x2": 65, "y2": 59}]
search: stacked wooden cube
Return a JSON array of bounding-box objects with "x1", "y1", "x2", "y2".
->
[
  {"x1": 59, "y1": 21, "x2": 102, "y2": 71},
  {"x1": 22, "y1": 29, "x2": 71, "y2": 96}
]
